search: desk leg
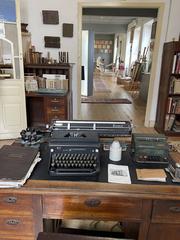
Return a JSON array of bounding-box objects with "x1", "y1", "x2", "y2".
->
[
  {"x1": 32, "y1": 195, "x2": 43, "y2": 239},
  {"x1": 138, "y1": 200, "x2": 152, "y2": 240},
  {"x1": 122, "y1": 222, "x2": 139, "y2": 239}
]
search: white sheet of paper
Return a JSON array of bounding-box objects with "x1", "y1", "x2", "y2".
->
[{"x1": 108, "y1": 164, "x2": 131, "y2": 184}]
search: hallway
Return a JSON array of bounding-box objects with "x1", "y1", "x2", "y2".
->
[{"x1": 80, "y1": 71, "x2": 155, "y2": 133}]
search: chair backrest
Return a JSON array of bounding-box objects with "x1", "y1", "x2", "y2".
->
[{"x1": 37, "y1": 232, "x2": 120, "y2": 240}]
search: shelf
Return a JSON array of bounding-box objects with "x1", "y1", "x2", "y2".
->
[
  {"x1": 0, "y1": 64, "x2": 13, "y2": 69},
  {"x1": 164, "y1": 131, "x2": 180, "y2": 136},
  {"x1": 24, "y1": 63, "x2": 71, "y2": 69},
  {"x1": 171, "y1": 73, "x2": 180, "y2": 77},
  {"x1": 166, "y1": 112, "x2": 180, "y2": 115},
  {"x1": 168, "y1": 93, "x2": 180, "y2": 97}
]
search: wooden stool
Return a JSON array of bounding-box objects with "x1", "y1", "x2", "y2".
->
[{"x1": 37, "y1": 232, "x2": 121, "y2": 240}]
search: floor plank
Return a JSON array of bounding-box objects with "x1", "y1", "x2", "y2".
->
[{"x1": 80, "y1": 71, "x2": 156, "y2": 134}]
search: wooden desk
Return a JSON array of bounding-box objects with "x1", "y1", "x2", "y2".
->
[{"x1": 0, "y1": 180, "x2": 180, "y2": 240}]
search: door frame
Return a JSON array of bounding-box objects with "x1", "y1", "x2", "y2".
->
[{"x1": 77, "y1": 0, "x2": 169, "y2": 127}]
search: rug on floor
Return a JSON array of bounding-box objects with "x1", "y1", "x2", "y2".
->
[
  {"x1": 81, "y1": 97, "x2": 132, "y2": 104},
  {"x1": 93, "y1": 80, "x2": 111, "y2": 93}
]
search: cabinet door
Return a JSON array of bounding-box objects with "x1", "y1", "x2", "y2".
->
[
  {"x1": 148, "y1": 223, "x2": 180, "y2": 240},
  {"x1": 0, "y1": 81, "x2": 26, "y2": 139},
  {"x1": 0, "y1": 0, "x2": 27, "y2": 139}
]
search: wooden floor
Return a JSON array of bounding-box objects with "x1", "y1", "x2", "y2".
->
[{"x1": 81, "y1": 71, "x2": 156, "y2": 134}]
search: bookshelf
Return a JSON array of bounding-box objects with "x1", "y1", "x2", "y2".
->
[{"x1": 155, "y1": 41, "x2": 180, "y2": 135}]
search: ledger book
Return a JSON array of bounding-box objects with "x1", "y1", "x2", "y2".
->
[{"x1": 0, "y1": 145, "x2": 41, "y2": 188}]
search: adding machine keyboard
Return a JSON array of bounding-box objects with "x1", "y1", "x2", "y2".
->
[{"x1": 136, "y1": 155, "x2": 169, "y2": 164}]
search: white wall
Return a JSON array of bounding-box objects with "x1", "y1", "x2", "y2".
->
[
  {"x1": 20, "y1": 0, "x2": 180, "y2": 125},
  {"x1": 20, "y1": 0, "x2": 78, "y2": 117},
  {"x1": 166, "y1": 0, "x2": 180, "y2": 41}
]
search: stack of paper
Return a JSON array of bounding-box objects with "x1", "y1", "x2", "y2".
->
[
  {"x1": 0, "y1": 145, "x2": 41, "y2": 188},
  {"x1": 108, "y1": 164, "x2": 131, "y2": 184},
  {"x1": 136, "y1": 169, "x2": 167, "y2": 182}
]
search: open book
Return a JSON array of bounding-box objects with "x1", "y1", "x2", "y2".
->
[{"x1": 0, "y1": 145, "x2": 41, "y2": 188}]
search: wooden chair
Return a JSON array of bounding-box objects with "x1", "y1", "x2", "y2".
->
[{"x1": 37, "y1": 232, "x2": 122, "y2": 240}]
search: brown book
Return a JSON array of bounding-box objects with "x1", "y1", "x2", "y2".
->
[
  {"x1": 0, "y1": 145, "x2": 39, "y2": 183},
  {"x1": 136, "y1": 169, "x2": 167, "y2": 182}
]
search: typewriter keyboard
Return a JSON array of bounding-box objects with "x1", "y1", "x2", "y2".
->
[{"x1": 49, "y1": 152, "x2": 100, "y2": 176}]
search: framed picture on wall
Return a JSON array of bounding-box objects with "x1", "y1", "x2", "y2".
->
[
  {"x1": 42, "y1": 10, "x2": 59, "y2": 24},
  {"x1": 63, "y1": 23, "x2": 73, "y2": 37}
]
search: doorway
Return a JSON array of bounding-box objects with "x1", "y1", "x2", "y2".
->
[
  {"x1": 80, "y1": 7, "x2": 158, "y2": 128},
  {"x1": 77, "y1": 1, "x2": 166, "y2": 129}
]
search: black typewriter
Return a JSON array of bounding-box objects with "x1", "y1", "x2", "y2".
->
[{"x1": 48, "y1": 130, "x2": 100, "y2": 176}]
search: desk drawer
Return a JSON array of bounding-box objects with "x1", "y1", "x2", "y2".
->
[
  {"x1": 0, "y1": 215, "x2": 35, "y2": 237},
  {"x1": 47, "y1": 106, "x2": 65, "y2": 114},
  {"x1": 152, "y1": 200, "x2": 180, "y2": 223},
  {"x1": 46, "y1": 112, "x2": 66, "y2": 122},
  {"x1": 46, "y1": 97, "x2": 65, "y2": 106},
  {"x1": 43, "y1": 195, "x2": 142, "y2": 221},
  {"x1": 0, "y1": 194, "x2": 33, "y2": 216}
]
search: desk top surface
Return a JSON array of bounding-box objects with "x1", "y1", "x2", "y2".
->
[
  {"x1": 0, "y1": 142, "x2": 177, "y2": 200},
  {"x1": 1, "y1": 143, "x2": 180, "y2": 200}
]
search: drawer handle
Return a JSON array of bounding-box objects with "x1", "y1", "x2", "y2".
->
[
  {"x1": 4, "y1": 196, "x2": 17, "y2": 204},
  {"x1": 51, "y1": 109, "x2": 59, "y2": 112},
  {"x1": 6, "y1": 219, "x2": 20, "y2": 226},
  {"x1": 84, "y1": 199, "x2": 101, "y2": 207},
  {"x1": 169, "y1": 206, "x2": 180, "y2": 213}
]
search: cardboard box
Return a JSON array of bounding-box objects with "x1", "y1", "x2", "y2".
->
[{"x1": 55, "y1": 79, "x2": 68, "y2": 90}]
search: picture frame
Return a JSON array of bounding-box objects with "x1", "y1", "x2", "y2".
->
[
  {"x1": 44, "y1": 36, "x2": 60, "y2": 48},
  {"x1": 63, "y1": 23, "x2": 73, "y2": 37},
  {"x1": 42, "y1": 10, "x2": 59, "y2": 24}
]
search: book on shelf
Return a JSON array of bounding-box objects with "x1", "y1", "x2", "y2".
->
[
  {"x1": 169, "y1": 76, "x2": 180, "y2": 94},
  {"x1": 174, "y1": 78, "x2": 180, "y2": 93},
  {"x1": 175, "y1": 101, "x2": 180, "y2": 114},
  {"x1": 166, "y1": 97, "x2": 180, "y2": 114},
  {"x1": 0, "y1": 145, "x2": 41, "y2": 188},
  {"x1": 172, "y1": 119, "x2": 180, "y2": 132},
  {"x1": 136, "y1": 169, "x2": 167, "y2": 182},
  {"x1": 172, "y1": 52, "x2": 180, "y2": 74},
  {"x1": 167, "y1": 97, "x2": 173, "y2": 113},
  {"x1": 164, "y1": 114, "x2": 175, "y2": 131}
]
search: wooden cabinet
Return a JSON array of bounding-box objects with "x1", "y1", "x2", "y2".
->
[
  {"x1": 26, "y1": 92, "x2": 71, "y2": 127},
  {"x1": 152, "y1": 200, "x2": 180, "y2": 224},
  {"x1": 24, "y1": 63, "x2": 73, "y2": 127},
  {"x1": 147, "y1": 199, "x2": 180, "y2": 240},
  {"x1": 148, "y1": 223, "x2": 180, "y2": 240},
  {"x1": 155, "y1": 41, "x2": 180, "y2": 135},
  {"x1": 0, "y1": 193, "x2": 42, "y2": 239}
]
